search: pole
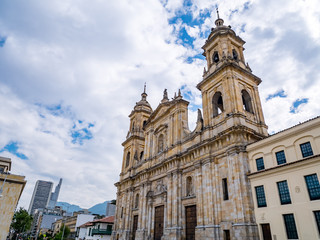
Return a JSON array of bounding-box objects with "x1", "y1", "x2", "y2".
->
[{"x1": 61, "y1": 222, "x2": 65, "y2": 240}]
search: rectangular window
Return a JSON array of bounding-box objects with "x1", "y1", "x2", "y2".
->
[
  {"x1": 305, "y1": 174, "x2": 320, "y2": 200},
  {"x1": 223, "y1": 230, "x2": 230, "y2": 240},
  {"x1": 283, "y1": 214, "x2": 298, "y2": 239},
  {"x1": 277, "y1": 180, "x2": 291, "y2": 205},
  {"x1": 314, "y1": 211, "x2": 320, "y2": 234},
  {"x1": 276, "y1": 150, "x2": 286, "y2": 165},
  {"x1": 222, "y1": 178, "x2": 229, "y2": 200},
  {"x1": 300, "y1": 142, "x2": 313, "y2": 158},
  {"x1": 256, "y1": 157, "x2": 265, "y2": 171},
  {"x1": 255, "y1": 185, "x2": 267, "y2": 207}
]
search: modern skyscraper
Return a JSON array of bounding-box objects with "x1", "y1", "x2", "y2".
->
[
  {"x1": 106, "y1": 200, "x2": 116, "y2": 217},
  {"x1": 48, "y1": 178, "x2": 62, "y2": 209},
  {"x1": 28, "y1": 180, "x2": 53, "y2": 215}
]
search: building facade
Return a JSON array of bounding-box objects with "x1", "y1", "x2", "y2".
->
[
  {"x1": 106, "y1": 200, "x2": 116, "y2": 217},
  {"x1": 247, "y1": 117, "x2": 320, "y2": 240},
  {"x1": 0, "y1": 156, "x2": 26, "y2": 240},
  {"x1": 113, "y1": 15, "x2": 269, "y2": 240},
  {"x1": 28, "y1": 180, "x2": 53, "y2": 215},
  {"x1": 79, "y1": 216, "x2": 114, "y2": 240},
  {"x1": 48, "y1": 178, "x2": 63, "y2": 209}
]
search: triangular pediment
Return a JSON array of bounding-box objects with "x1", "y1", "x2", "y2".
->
[{"x1": 148, "y1": 102, "x2": 173, "y2": 123}]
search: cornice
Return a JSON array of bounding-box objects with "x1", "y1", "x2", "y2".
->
[
  {"x1": 248, "y1": 154, "x2": 320, "y2": 178},
  {"x1": 197, "y1": 62, "x2": 261, "y2": 91},
  {"x1": 247, "y1": 116, "x2": 320, "y2": 151}
]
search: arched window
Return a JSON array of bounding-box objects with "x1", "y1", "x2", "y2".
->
[
  {"x1": 242, "y1": 90, "x2": 254, "y2": 113},
  {"x1": 134, "y1": 193, "x2": 139, "y2": 208},
  {"x1": 143, "y1": 120, "x2": 147, "y2": 128},
  {"x1": 131, "y1": 122, "x2": 135, "y2": 131},
  {"x1": 186, "y1": 176, "x2": 193, "y2": 196},
  {"x1": 212, "y1": 92, "x2": 224, "y2": 117},
  {"x1": 140, "y1": 151, "x2": 144, "y2": 161},
  {"x1": 125, "y1": 152, "x2": 130, "y2": 167},
  {"x1": 232, "y1": 49, "x2": 238, "y2": 61},
  {"x1": 213, "y1": 51, "x2": 219, "y2": 63},
  {"x1": 158, "y1": 134, "x2": 164, "y2": 153}
]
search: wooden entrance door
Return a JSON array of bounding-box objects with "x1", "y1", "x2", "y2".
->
[
  {"x1": 185, "y1": 205, "x2": 197, "y2": 240},
  {"x1": 154, "y1": 205, "x2": 164, "y2": 240},
  {"x1": 132, "y1": 215, "x2": 138, "y2": 240},
  {"x1": 261, "y1": 223, "x2": 272, "y2": 240}
]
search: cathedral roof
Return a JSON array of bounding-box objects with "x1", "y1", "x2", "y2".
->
[
  {"x1": 130, "y1": 84, "x2": 152, "y2": 116},
  {"x1": 203, "y1": 9, "x2": 245, "y2": 49}
]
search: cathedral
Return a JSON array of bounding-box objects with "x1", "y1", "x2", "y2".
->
[{"x1": 112, "y1": 14, "x2": 269, "y2": 240}]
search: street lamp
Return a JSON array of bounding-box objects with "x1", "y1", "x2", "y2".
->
[{"x1": 61, "y1": 206, "x2": 70, "y2": 240}]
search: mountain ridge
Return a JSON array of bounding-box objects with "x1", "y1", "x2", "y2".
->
[{"x1": 56, "y1": 200, "x2": 109, "y2": 215}]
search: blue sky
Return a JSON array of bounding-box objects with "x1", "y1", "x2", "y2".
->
[{"x1": 0, "y1": 0, "x2": 319, "y2": 209}]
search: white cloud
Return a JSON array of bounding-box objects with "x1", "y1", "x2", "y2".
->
[{"x1": 0, "y1": 0, "x2": 319, "y2": 209}]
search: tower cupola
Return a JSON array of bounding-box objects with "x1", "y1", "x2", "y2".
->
[
  {"x1": 121, "y1": 85, "x2": 153, "y2": 175},
  {"x1": 201, "y1": 9, "x2": 252, "y2": 78},
  {"x1": 214, "y1": 8, "x2": 224, "y2": 27},
  {"x1": 197, "y1": 12, "x2": 268, "y2": 136}
]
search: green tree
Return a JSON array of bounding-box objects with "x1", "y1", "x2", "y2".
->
[
  {"x1": 54, "y1": 224, "x2": 70, "y2": 240},
  {"x1": 11, "y1": 207, "x2": 33, "y2": 234}
]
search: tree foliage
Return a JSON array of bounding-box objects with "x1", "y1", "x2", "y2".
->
[
  {"x1": 11, "y1": 207, "x2": 33, "y2": 233},
  {"x1": 54, "y1": 224, "x2": 70, "y2": 240}
]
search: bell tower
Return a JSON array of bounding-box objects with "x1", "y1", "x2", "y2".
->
[
  {"x1": 120, "y1": 85, "x2": 152, "y2": 178},
  {"x1": 197, "y1": 10, "x2": 268, "y2": 137}
]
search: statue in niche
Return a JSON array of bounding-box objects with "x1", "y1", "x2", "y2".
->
[
  {"x1": 186, "y1": 176, "x2": 193, "y2": 196},
  {"x1": 156, "y1": 180, "x2": 167, "y2": 194}
]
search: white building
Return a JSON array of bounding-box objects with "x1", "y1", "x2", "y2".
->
[
  {"x1": 247, "y1": 116, "x2": 320, "y2": 240},
  {"x1": 77, "y1": 216, "x2": 114, "y2": 240}
]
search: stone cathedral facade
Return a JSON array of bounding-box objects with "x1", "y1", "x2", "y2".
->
[{"x1": 112, "y1": 16, "x2": 269, "y2": 240}]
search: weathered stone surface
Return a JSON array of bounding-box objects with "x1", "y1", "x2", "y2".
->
[{"x1": 112, "y1": 17, "x2": 268, "y2": 240}]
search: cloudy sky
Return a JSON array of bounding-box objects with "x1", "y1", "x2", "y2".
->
[{"x1": 0, "y1": 0, "x2": 319, "y2": 209}]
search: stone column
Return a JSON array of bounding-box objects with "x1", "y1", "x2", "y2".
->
[
  {"x1": 177, "y1": 170, "x2": 182, "y2": 227},
  {"x1": 170, "y1": 115, "x2": 174, "y2": 146},
  {"x1": 124, "y1": 189, "x2": 134, "y2": 239},
  {"x1": 207, "y1": 160, "x2": 214, "y2": 225},
  {"x1": 145, "y1": 133, "x2": 149, "y2": 159},
  {"x1": 166, "y1": 172, "x2": 173, "y2": 228},
  {"x1": 142, "y1": 183, "x2": 150, "y2": 229},
  {"x1": 172, "y1": 171, "x2": 178, "y2": 227},
  {"x1": 213, "y1": 161, "x2": 221, "y2": 239},
  {"x1": 136, "y1": 183, "x2": 147, "y2": 240},
  {"x1": 202, "y1": 90, "x2": 209, "y2": 127},
  {"x1": 202, "y1": 159, "x2": 214, "y2": 226},
  {"x1": 147, "y1": 198, "x2": 153, "y2": 237},
  {"x1": 122, "y1": 192, "x2": 127, "y2": 230},
  {"x1": 195, "y1": 162, "x2": 204, "y2": 226},
  {"x1": 137, "y1": 185, "x2": 144, "y2": 229}
]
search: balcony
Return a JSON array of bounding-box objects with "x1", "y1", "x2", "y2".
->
[{"x1": 92, "y1": 229, "x2": 112, "y2": 235}]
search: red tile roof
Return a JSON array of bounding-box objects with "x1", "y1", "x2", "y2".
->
[
  {"x1": 92, "y1": 216, "x2": 114, "y2": 223},
  {"x1": 78, "y1": 221, "x2": 93, "y2": 228}
]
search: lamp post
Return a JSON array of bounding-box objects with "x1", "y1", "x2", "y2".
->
[
  {"x1": 61, "y1": 206, "x2": 70, "y2": 240},
  {"x1": 61, "y1": 221, "x2": 65, "y2": 240}
]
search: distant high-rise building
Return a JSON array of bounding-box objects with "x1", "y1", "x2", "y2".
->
[
  {"x1": 28, "y1": 180, "x2": 53, "y2": 215},
  {"x1": 29, "y1": 178, "x2": 63, "y2": 215},
  {"x1": 48, "y1": 178, "x2": 62, "y2": 209},
  {"x1": 105, "y1": 201, "x2": 116, "y2": 217}
]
